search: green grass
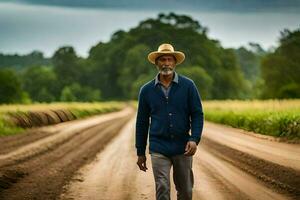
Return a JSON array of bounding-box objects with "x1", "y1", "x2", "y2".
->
[
  {"x1": 0, "y1": 114, "x2": 24, "y2": 136},
  {"x1": 0, "y1": 101, "x2": 126, "y2": 136},
  {"x1": 203, "y1": 100, "x2": 300, "y2": 139}
]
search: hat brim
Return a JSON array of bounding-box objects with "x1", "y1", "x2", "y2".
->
[{"x1": 148, "y1": 51, "x2": 185, "y2": 65}]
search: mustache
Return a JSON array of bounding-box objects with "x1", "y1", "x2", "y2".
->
[
  {"x1": 161, "y1": 65, "x2": 173, "y2": 71},
  {"x1": 159, "y1": 65, "x2": 174, "y2": 75}
]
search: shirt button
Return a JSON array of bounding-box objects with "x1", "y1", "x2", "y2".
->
[
  {"x1": 169, "y1": 113, "x2": 172, "y2": 116},
  {"x1": 170, "y1": 124, "x2": 173, "y2": 127}
]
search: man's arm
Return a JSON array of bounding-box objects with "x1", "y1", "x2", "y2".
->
[
  {"x1": 135, "y1": 87, "x2": 150, "y2": 156},
  {"x1": 188, "y1": 81, "x2": 204, "y2": 145}
]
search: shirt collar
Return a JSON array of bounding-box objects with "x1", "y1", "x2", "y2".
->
[{"x1": 155, "y1": 71, "x2": 178, "y2": 86}]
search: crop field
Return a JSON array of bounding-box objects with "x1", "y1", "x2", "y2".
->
[
  {"x1": 0, "y1": 101, "x2": 126, "y2": 136},
  {"x1": 203, "y1": 100, "x2": 300, "y2": 139},
  {"x1": 1, "y1": 100, "x2": 299, "y2": 139}
]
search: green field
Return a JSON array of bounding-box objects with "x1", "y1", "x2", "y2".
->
[
  {"x1": 203, "y1": 100, "x2": 300, "y2": 139},
  {"x1": 0, "y1": 101, "x2": 126, "y2": 136},
  {"x1": 1, "y1": 100, "x2": 299, "y2": 139}
]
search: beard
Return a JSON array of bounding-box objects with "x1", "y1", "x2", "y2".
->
[{"x1": 159, "y1": 65, "x2": 174, "y2": 75}]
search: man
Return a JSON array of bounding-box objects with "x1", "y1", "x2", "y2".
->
[{"x1": 135, "y1": 43, "x2": 204, "y2": 200}]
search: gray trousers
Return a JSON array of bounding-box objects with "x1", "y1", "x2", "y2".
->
[{"x1": 150, "y1": 152, "x2": 194, "y2": 200}]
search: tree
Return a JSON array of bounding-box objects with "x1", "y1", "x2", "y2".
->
[
  {"x1": 36, "y1": 87, "x2": 56, "y2": 102},
  {"x1": 88, "y1": 12, "x2": 248, "y2": 100},
  {"x1": 0, "y1": 50, "x2": 51, "y2": 70},
  {"x1": 261, "y1": 28, "x2": 300, "y2": 98},
  {"x1": 53, "y1": 46, "x2": 82, "y2": 89},
  {"x1": 211, "y1": 48, "x2": 248, "y2": 99},
  {"x1": 0, "y1": 68, "x2": 23, "y2": 103},
  {"x1": 118, "y1": 44, "x2": 156, "y2": 98},
  {"x1": 22, "y1": 66, "x2": 58, "y2": 102},
  {"x1": 130, "y1": 74, "x2": 154, "y2": 99},
  {"x1": 177, "y1": 66, "x2": 213, "y2": 99},
  {"x1": 60, "y1": 86, "x2": 76, "y2": 102},
  {"x1": 88, "y1": 42, "x2": 126, "y2": 99},
  {"x1": 60, "y1": 83, "x2": 101, "y2": 102},
  {"x1": 235, "y1": 46, "x2": 261, "y2": 82}
]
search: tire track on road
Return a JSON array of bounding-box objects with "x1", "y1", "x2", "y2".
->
[
  {"x1": 0, "y1": 108, "x2": 134, "y2": 200},
  {"x1": 61, "y1": 119, "x2": 296, "y2": 200}
]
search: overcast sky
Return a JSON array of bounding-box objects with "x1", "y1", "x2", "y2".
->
[{"x1": 0, "y1": 1, "x2": 299, "y2": 57}]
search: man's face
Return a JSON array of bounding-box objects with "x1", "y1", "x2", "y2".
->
[{"x1": 156, "y1": 55, "x2": 176, "y2": 76}]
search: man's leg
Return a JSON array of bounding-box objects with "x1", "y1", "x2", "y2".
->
[
  {"x1": 151, "y1": 152, "x2": 172, "y2": 200},
  {"x1": 172, "y1": 154, "x2": 194, "y2": 200}
]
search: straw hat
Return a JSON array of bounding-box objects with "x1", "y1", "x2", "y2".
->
[{"x1": 148, "y1": 43, "x2": 185, "y2": 65}]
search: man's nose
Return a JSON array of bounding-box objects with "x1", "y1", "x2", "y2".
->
[{"x1": 163, "y1": 60, "x2": 171, "y2": 66}]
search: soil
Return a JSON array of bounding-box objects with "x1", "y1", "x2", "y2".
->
[{"x1": 0, "y1": 108, "x2": 299, "y2": 200}]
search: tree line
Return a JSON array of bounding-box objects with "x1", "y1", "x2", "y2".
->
[{"x1": 0, "y1": 13, "x2": 299, "y2": 104}]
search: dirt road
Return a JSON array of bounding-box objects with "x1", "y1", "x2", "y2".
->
[{"x1": 0, "y1": 107, "x2": 299, "y2": 200}]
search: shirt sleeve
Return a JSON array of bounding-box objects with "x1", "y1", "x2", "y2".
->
[
  {"x1": 188, "y1": 81, "x2": 204, "y2": 145},
  {"x1": 135, "y1": 87, "x2": 150, "y2": 156}
]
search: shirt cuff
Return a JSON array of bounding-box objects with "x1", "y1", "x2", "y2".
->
[
  {"x1": 189, "y1": 136, "x2": 201, "y2": 145},
  {"x1": 137, "y1": 148, "x2": 146, "y2": 156}
]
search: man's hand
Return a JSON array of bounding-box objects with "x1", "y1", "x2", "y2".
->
[
  {"x1": 137, "y1": 155, "x2": 148, "y2": 172},
  {"x1": 184, "y1": 141, "x2": 197, "y2": 156}
]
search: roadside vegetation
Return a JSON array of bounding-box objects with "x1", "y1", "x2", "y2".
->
[
  {"x1": 204, "y1": 100, "x2": 300, "y2": 139},
  {"x1": 0, "y1": 101, "x2": 125, "y2": 136}
]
